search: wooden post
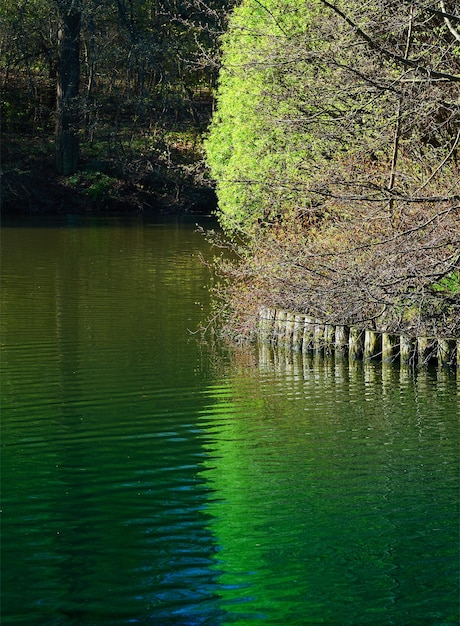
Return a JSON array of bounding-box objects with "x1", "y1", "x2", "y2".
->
[
  {"x1": 335, "y1": 325, "x2": 349, "y2": 355},
  {"x1": 382, "y1": 332, "x2": 398, "y2": 362},
  {"x1": 273, "y1": 309, "x2": 286, "y2": 345},
  {"x1": 417, "y1": 336, "x2": 434, "y2": 366},
  {"x1": 324, "y1": 324, "x2": 335, "y2": 355},
  {"x1": 313, "y1": 322, "x2": 324, "y2": 352},
  {"x1": 278, "y1": 310, "x2": 288, "y2": 346},
  {"x1": 257, "y1": 305, "x2": 459, "y2": 376},
  {"x1": 364, "y1": 329, "x2": 380, "y2": 360},
  {"x1": 259, "y1": 307, "x2": 275, "y2": 344},
  {"x1": 437, "y1": 339, "x2": 455, "y2": 367},
  {"x1": 349, "y1": 327, "x2": 364, "y2": 360},
  {"x1": 292, "y1": 314, "x2": 304, "y2": 351},
  {"x1": 284, "y1": 311, "x2": 296, "y2": 347},
  {"x1": 258, "y1": 306, "x2": 265, "y2": 335},
  {"x1": 302, "y1": 316, "x2": 315, "y2": 352},
  {"x1": 400, "y1": 335, "x2": 415, "y2": 365}
]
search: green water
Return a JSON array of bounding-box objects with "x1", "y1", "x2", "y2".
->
[{"x1": 1, "y1": 217, "x2": 459, "y2": 625}]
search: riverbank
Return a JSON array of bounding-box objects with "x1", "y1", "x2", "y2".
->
[
  {"x1": 1, "y1": 134, "x2": 216, "y2": 216},
  {"x1": 213, "y1": 220, "x2": 460, "y2": 351},
  {"x1": 258, "y1": 306, "x2": 459, "y2": 370}
]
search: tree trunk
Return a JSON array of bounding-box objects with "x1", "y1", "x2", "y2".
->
[{"x1": 56, "y1": 1, "x2": 81, "y2": 175}]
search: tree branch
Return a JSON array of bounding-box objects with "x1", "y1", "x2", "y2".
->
[
  {"x1": 439, "y1": 0, "x2": 460, "y2": 42},
  {"x1": 318, "y1": 0, "x2": 460, "y2": 82}
]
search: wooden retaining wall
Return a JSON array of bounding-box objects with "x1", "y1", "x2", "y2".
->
[{"x1": 258, "y1": 306, "x2": 459, "y2": 369}]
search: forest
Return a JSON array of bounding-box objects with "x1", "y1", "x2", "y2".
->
[
  {"x1": 1, "y1": 0, "x2": 459, "y2": 343},
  {"x1": 1, "y1": 0, "x2": 234, "y2": 212}
]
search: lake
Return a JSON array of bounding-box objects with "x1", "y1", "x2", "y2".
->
[{"x1": 1, "y1": 216, "x2": 459, "y2": 625}]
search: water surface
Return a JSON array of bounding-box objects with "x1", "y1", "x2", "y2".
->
[{"x1": 1, "y1": 217, "x2": 458, "y2": 625}]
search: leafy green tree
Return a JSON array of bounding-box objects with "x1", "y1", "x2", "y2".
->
[
  {"x1": 207, "y1": 0, "x2": 460, "y2": 339},
  {"x1": 205, "y1": 0, "x2": 320, "y2": 231},
  {"x1": 206, "y1": 0, "x2": 460, "y2": 233}
]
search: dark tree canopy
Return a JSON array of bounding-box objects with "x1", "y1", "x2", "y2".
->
[{"x1": 1, "y1": 0, "x2": 235, "y2": 179}]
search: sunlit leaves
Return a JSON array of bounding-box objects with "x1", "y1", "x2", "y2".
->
[{"x1": 207, "y1": 0, "x2": 460, "y2": 339}]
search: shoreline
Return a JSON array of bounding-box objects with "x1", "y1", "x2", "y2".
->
[{"x1": 258, "y1": 306, "x2": 459, "y2": 371}]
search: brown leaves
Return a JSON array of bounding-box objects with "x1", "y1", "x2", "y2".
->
[{"x1": 215, "y1": 201, "x2": 459, "y2": 341}]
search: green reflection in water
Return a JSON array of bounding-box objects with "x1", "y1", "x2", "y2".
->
[{"x1": 200, "y1": 347, "x2": 459, "y2": 625}]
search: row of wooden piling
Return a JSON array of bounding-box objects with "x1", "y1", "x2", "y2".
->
[{"x1": 258, "y1": 307, "x2": 459, "y2": 369}]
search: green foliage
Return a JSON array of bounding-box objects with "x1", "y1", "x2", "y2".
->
[
  {"x1": 1, "y1": 0, "x2": 233, "y2": 180},
  {"x1": 205, "y1": 0, "x2": 325, "y2": 232},
  {"x1": 207, "y1": 0, "x2": 460, "y2": 342},
  {"x1": 206, "y1": 0, "x2": 390, "y2": 232},
  {"x1": 67, "y1": 171, "x2": 119, "y2": 202},
  {"x1": 206, "y1": 0, "x2": 460, "y2": 233},
  {"x1": 432, "y1": 272, "x2": 460, "y2": 295}
]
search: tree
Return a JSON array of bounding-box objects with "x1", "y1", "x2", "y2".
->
[
  {"x1": 206, "y1": 0, "x2": 460, "y2": 233},
  {"x1": 1, "y1": 0, "x2": 234, "y2": 181},
  {"x1": 206, "y1": 0, "x2": 460, "y2": 339},
  {"x1": 55, "y1": 0, "x2": 81, "y2": 175}
]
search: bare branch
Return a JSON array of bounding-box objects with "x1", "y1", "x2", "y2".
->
[
  {"x1": 318, "y1": 0, "x2": 460, "y2": 82},
  {"x1": 439, "y1": 0, "x2": 460, "y2": 42}
]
